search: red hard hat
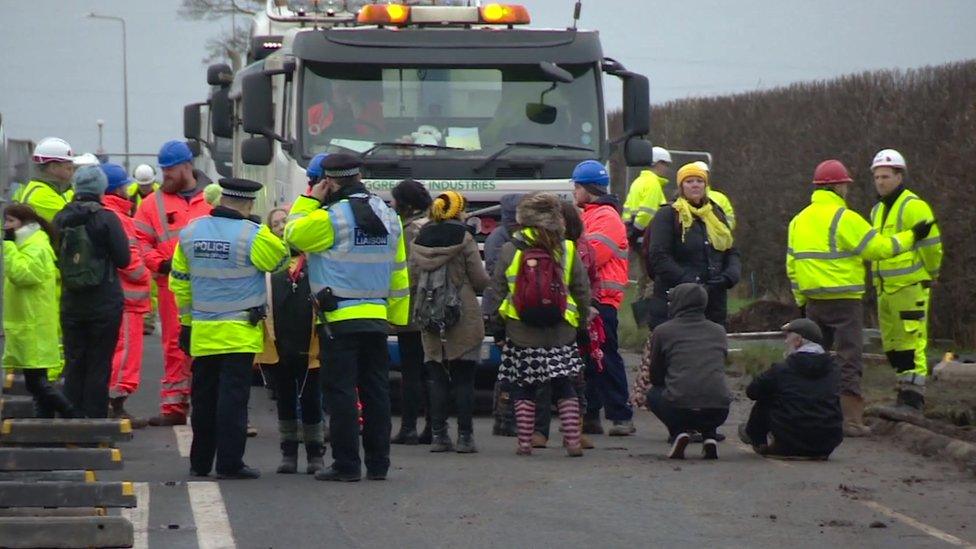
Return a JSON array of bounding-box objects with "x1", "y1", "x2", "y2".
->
[{"x1": 812, "y1": 159, "x2": 853, "y2": 185}]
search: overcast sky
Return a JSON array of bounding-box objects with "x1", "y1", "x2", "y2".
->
[{"x1": 2, "y1": 0, "x2": 975, "y2": 161}]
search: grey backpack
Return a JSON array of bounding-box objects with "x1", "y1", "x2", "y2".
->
[{"x1": 413, "y1": 263, "x2": 462, "y2": 338}]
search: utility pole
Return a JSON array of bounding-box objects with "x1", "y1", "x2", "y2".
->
[{"x1": 87, "y1": 12, "x2": 130, "y2": 170}]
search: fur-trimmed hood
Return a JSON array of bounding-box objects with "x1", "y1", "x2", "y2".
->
[{"x1": 515, "y1": 193, "x2": 565, "y2": 237}]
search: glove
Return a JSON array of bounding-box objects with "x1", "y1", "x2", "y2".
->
[
  {"x1": 178, "y1": 325, "x2": 191, "y2": 354},
  {"x1": 911, "y1": 221, "x2": 934, "y2": 242},
  {"x1": 158, "y1": 260, "x2": 172, "y2": 275},
  {"x1": 626, "y1": 224, "x2": 642, "y2": 245}
]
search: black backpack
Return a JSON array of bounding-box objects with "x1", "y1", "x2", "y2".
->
[
  {"x1": 413, "y1": 262, "x2": 462, "y2": 338},
  {"x1": 59, "y1": 203, "x2": 108, "y2": 290}
]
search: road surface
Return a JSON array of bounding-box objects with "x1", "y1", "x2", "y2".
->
[{"x1": 103, "y1": 336, "x2": 976, "y2": 548}]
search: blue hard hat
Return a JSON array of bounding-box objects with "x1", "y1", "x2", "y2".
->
[
  {"x1": 307, "y1": 153, "x2": 328, "y2": 179},
  {"x1": 100, "y1": 162, "x2": 133, "y2": 192},
  {"x1": 157, "y1": 140, "x2": 194, "y2": 169},
  {"x1": 571, "y1": 160, "x2": 609, "y2": 187}
]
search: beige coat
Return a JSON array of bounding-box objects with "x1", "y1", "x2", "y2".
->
[{"x1": 410, "y1": 224, "x2": 490, "y2": 362}]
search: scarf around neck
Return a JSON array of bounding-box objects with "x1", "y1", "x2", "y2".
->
[{"x1": 671, "y1": 197, "x2": 733, "y2": 251}]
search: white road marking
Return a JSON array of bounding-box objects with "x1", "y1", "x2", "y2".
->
[
  {"x1": 187, "y1": 481, "x2": 237, "y2": 549},
  {"x1": 121, "y1": 482, "x2": 150, "y2": 549},
  {"x1": 173, "y1": 425, "x2": 192, "y2": 457},
  {"x1": 860, "y1": 500, "x2": 976, "y2": 548}
]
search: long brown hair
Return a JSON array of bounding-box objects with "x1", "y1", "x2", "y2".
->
[{"x1": 4, "y1": 204, "x2": 58, "y2": 244}]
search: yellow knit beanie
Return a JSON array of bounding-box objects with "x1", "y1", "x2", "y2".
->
[
  {"x1": 676, "y1": 162, "x2": 709, "y2": 186},
  {"x1": 430, "y1": 191, "x2": 466, "y2": 221}
]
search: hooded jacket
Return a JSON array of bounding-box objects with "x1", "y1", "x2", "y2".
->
[
  {"x1": 2, "y1": 225, "x2": 62, "y2": 370},
  {"x1": 53, "y1": 195, "x2": 131, "y2": 319},
  {"x1": 410, "y1": 221, "x2": 491, "y2": 361},
  {"x1": 482, "y1": 194, "x2": 523, "y2": 315},
  {"x1": 648, "y1": 283, "x2": 731, "y2": 409},
  {"x1": 746, "y1": 350, "x2": 844, "y2": 456},
  {"x1": 581, "y1": 194, "x2": 628, "y2": 308}
]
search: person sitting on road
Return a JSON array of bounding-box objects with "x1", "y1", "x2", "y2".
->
[
  {"x1": 739, "y1": 319, "x2": 844, "y2": 459},
  {"x1": 644, "y1": 282, "x2": 731, "y2": 460},
  {"x1": 410, "y1": 191, "x2": 491, "y2": 454}
]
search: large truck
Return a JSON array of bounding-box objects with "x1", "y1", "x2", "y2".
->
[{"x1": 209, "y1": 1, "x2": 652, "y2": 221}]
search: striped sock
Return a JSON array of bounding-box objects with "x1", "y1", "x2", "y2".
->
[
  {"x1": 558, "y1": 398, "x2": 581, "y2": 448},
  {"x1": 514, "y1": 400, "x2": 536, "y2": 451}
]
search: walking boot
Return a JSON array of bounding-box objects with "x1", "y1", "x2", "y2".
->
[
  {"x1": 303, "y1": 423, "x2": 326, "y2": 474},
  {"x1": 608, "y1": 420, "x2": 636, "y2": 436},
  {"x1": 579, "y1": 434, "x2": 595, "y2": 449},
  {"x1": 581, "y1": 414, "x2": 604, "y2": 435},
  {"x1": 418, "y1": 421, "x2": 432, "y2": 444},
  {"x1": 840, "y1": 394, "x2": 872, "y2": 437},
  {"x1": 456, "y1": 431, "x2": 478, "y2": 454},
  {"x1": 391, "y1": 426, "x2": 419, "y2": 445},
  {"x1": 531, "y1": 432, "x2": 548, "y2": 448},
  {"x1": 276, "y1": 441, "x2": 299, "y2": 474},
  {"x1": 430, "y1": 429, "x2": 453, "y2": 452},
  {"x1": 109, "y1": 397, "x2": 147, "y2": 428}
]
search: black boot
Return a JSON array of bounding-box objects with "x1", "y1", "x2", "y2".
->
[
  {"x1": 391, "y1": 426, "x2": 419, "y2": 445},
  {"x1": 492, "y1": 382, "x2": 516, "y2": 437},
  {"x1": 277, "y1": 441, "x2": 299, "y2": 474},
  {"x1": 425, "y1": 362, "x2": 452, "y2": 452},
  {"x1": 896, "y1": 389, "x2": 925, "y2": 413},
  {"x1": 430, "y1": 428, "x2": 454, "y2": 452},
  {"x1": 42, "y1": 387, "x2": 79, "y2": 419},
  {"x1": 305, "y1": 443, "x2": 325, "y2": 474},
  {"x1": 418, "y1": 421, "x2": 432, "y2": 445},
  {"x1": 456, "y1": 431, "x2": 477, "y2": 454}
]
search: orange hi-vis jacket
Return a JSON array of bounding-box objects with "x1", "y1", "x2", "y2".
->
[
  {"x1": 133, "y1": 182, "x2": 212, "y2": 286},
  {"x1": 104, "y1": 194, "x2": 152, "y2": 313},
  {"x1": 582, "y1": 199, "x2": 629, "y2": 308}
]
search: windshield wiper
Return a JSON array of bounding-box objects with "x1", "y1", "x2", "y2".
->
[
  {"x1": 473, "y1": 141, "x2": 594, "y2": 173},
  {"x1": 360, "y1": 142, "x2": 463, "y2": 158}
]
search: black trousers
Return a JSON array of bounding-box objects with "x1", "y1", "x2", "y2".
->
[
  {"x1": 397, "y1": 331, "x2": 426, "y2": 431},
  {"x1": 425, "y1": 360, "x2": 475, "y2": 434},
  {"x1": 23, "y1": 369, "x2": 76, "y2": 418},
  {"x1": 319, "y1": 329, "x2": 391, "y2": 476},
  {"x1": 62, "y1": 312, "x2": 122, "y2": 418},
  {"x1": 533, "y1": 376, "x2": 587, "y2": 438},
  {"x1": 647, "y1": 387, "x2": 728, "y2": 439},
  {"x1": 190, "y1": 353, "x2": 254, "y2": 475},
  {"x1": 273, "y1": 354, "x2": 322, "y2": 425}
]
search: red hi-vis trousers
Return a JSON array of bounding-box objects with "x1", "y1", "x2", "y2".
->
[
  {"x1": 110, "y1": 311, "x2": 145, "y2": 398},
  {"x1": 158, "y1": 282, "x2": 191, "y2": 416}
]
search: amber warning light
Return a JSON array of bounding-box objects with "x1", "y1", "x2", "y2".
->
[{"x1": 357, "y1": 4, "x2": 530, "y2": 26}]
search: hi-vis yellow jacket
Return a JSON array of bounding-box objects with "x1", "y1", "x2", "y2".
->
[{"x1": 869, "y1": 188, "x2": 942, "y2": 293}]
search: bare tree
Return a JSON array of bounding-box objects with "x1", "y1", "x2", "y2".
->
[{"x1": 179, "y1": 0, "x2": 263, "y2": 66}]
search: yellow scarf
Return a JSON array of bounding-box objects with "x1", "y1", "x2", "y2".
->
[{"x1": 672, "y1": 197, "x2": 734, "y2": 251}]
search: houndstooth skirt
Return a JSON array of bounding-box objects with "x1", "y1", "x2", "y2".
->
[{"x1": 497, "y1": 342, "x2": 585, "y2": 387}]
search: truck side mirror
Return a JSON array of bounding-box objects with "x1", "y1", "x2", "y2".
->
[
  {"x1": 622, "y1": 74, "x2": 650, "y2": 137},
  {"x1": 207, "y1": 63, "x2": 233, "y2": 87},
  {"x1": 183, "y1": 103, "x2": 202, "y2": 141},
  {"x1": 242, "y1": 136, "x2": 273, "y2": 166},
  {"x1": 242, "y1": 72, "x2": 275, "y2": 137},
  {"x1": 623, "y1": 137, "x2": 654, "y2": 167},
  {"x1": 211, "y1": 88, "x2": 233, "y2": 139},
  {"x1": 186, "y1": 140, "x2": 201, "y2": 158}
]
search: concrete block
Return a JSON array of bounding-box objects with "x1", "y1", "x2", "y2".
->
[
  {"x1": 0, "y1": 419, "x2": 133, "y2": 445},
  {"x1": 0, "y1": 481, "x2": 136, "y2": 508},
  {"x1": 0, "y1": 516, "x2": 133, "y2": 548},
  {"x1": 932, "y1": 360, "x2": 976, "y2": 382},
  {"x1": 0, "y1": 448, "x2": 123, "y2": 471},
  {"x1": 0, "y1": 396, "x2": 35, "y2": 419},
  {"x1": 0, "y1": 470, "x2": 94, "y2": 482}
]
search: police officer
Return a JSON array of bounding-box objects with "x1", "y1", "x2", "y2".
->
[
  {"x1": 285, "y1": 153, "x2": 410, "y2": 482},
  {"x1": 170, "y1": 178, "x2": 288, "y2": 479}
]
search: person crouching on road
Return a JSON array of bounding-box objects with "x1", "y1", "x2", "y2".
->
[
  {"x1": 739, "y1": 319, "x2": 843, "y2": 459},
  {"x1": 3, "y1": 204, "x2": 78, "y2": 418},
  {"x1": 391, "y1": 178, "x2": 433, "y2": 445},
  {"x1": 411, "y1": 191, "x2": 491, "y2": 453},
  {"x1": 644, "y1": 283, "x2": 731, "y2": 460},
  {"x1": 100, "y1": 163, "x2": 152, "y2": 426},
  {"x1": 492, "y1": 193, "x2": 591, "y2": 457},
  {"x1": 170, "y1": 178, "x2": 289, "y2": 480},
  {"x1": 54, "y1": 165, "x2": 131, "y2": 418},
  {"x1": 285, "y1": 153, "x2": 410, "y2": 482}
]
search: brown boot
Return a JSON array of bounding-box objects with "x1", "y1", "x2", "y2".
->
[
  {"x1": 531, "y1": 432, "x2": 548, "y2": 448},
  {"x1": 841, "y1": 394, "x2": 871, "y2": 437},
  {"x1": 148, "y1": 413, "x2": 187, "y2": 427},
  {"x1": 579, "y1": 434, "x2": 595, "y2": 449},
  {"x1": 109, "y1": 397, "x2": 147, "y2": 429}
]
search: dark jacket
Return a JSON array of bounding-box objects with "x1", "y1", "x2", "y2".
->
[
  {"x1": 411, "y1": 221, "x2": 491, "y2": 361},
  {"x1": 746, "y1": 350, "x2": 844, "y2": 456},
  {"x1": 53, "y1": 195, "x2": 131, "y2": 319},
  {"x1": 646, "y1": 202, "x2": 741, "y2": 327},
  {"x1": 649, "y1": 283, "x2": 731, "y2": 409},
  {"x1": 270, "y1": 255, "x2": 313, "y2": 357},
  {"x1": 482, "y1": 194, "x2": 522, "y2": 316}
]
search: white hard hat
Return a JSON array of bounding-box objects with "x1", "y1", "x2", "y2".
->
[
  {"x1": 73, "y1": 153, "x2": 100, "y2": 167},
  {"x1": 32, "y1": 137, "x2": 76, "y2": 164},
  {"x1": 652, "y1": 146, "x2": 672, "y2": 165},
  {"x1": 133, "y1": 164, "x2": 156, "y2": 184},
  {"x1": 871, "y1": 149, "x2": 906, "y2": 171},
  {"x1": 692, "y1": 160, "x2": 710, "y2": 172}
]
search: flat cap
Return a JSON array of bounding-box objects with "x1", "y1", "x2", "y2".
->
[
  {"x1": 219, "y1": 177, "x2": 263, "y2": 200},
  {"x1": 781, "y1": 318, "x2": 824, "y2": 345},
  {"x1": 322, "y1": 152, "x2": 362, "y2": 178}
]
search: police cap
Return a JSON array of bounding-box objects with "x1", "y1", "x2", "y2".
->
[
  {"x1": 322, "y1": 153, "x2": 362, "y2": 178},
  {"x1": 219, "y1": 177, "x2": 263, "y2": 200}
]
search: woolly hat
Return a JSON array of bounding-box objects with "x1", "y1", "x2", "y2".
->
[
  {"x1": 516, "y1": 193, "x2": 565, "y2": 236},
  {"x1": 72, "y1": 165, "x2": 108, "y2": 197},
  {"x1": 430, "y1": 191, "x2": 466, "y2": 221},
  {"x1": 676, "y1": 162, "x2": 709, "y2": 185}
]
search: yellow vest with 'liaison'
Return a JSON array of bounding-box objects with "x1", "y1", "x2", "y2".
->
[
  {"x1": 869, "y1": 188, "x2": 942, "y2": 293},
  {"x1": 786, "y1": 189, "x2": 916, "y2": 306},
  {"x1": 498, "y1": 229, "x2": 580, "y2": 328}
]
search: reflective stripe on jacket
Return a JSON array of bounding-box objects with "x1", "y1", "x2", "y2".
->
[
  {"x1": 285, "y1": 194, "x2": 410, "y2": 326},
  {"x1": 133, "y1": 175, "x2": 212, "y2": 283},
  {"x1": 786, "y1": 189, "x2": 916, "y2": 305},
  {"x1": 629, "y1": 171, "x2": 669, "y2": 231},
  {"x1": 103, "y1": 194, "x2": 151, "y2": 312},
  {"x1": 497, "y1": 230, "x2": 580, "y2": 328},
  {"x1": 2, "y1": 227, "x2": 62, "y2": 370},
  {"x1": 17, "y1": 179, "x2": 73, "y2": 222},
  {"x1": 870, "y1": 188, "x2": 942, "y2": 293},
  {"x1": 582, "y1": 202, "x2": 629, "y2": 308}
]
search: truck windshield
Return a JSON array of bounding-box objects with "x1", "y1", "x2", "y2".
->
[{"x1": 301, "y1": 63, "x2": 601, "y2": 161}]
